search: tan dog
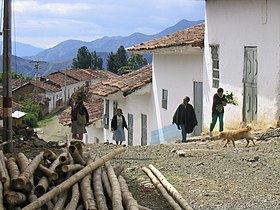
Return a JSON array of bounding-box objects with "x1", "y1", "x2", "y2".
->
[{"x1": 219, "y1": 125, "x2": 255, "y2": 147}]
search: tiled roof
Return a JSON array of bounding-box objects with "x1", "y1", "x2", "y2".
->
[
  {"x1": 12, "y1": 79, "x2": 32, "y2": 90},
  {"x1": 42, "y1": 72, "x2": 78, "y2": 87},
  {"x1": 30, "y1": 80, "x2": 61, "y2": 93},
  {"x1": 128, "y1": 23, "x2": 204, "y2": 52},
  {"x1": 89, "y1": 65, "x2": 152, "y2": 97},
  {"x1": 58, "y1": 69, "x2": 91, "y2": 81},
  {"x1": 81, "y1": 69, "x2": 117, "y2": 80},
  {"x1": 59, "y1": 98, "x2": 103, "y2": 126}
]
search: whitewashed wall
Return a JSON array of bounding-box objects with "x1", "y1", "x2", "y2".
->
[
  {"x1": 204, "y1": 0, "x2": 280, "y2": 130},
  {"x1": 151, "y1": 53, "x2": 203, "y2": 143},
  {"x1": 104, "y1": 85, "x2": 152, "y2": 145},
  {"x1": 85, "y1": 120, "x2": 104, "y2": 144}
]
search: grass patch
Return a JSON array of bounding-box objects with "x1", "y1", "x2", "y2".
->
[{"x1": 37, "y1": 118, "x2": 54, "y2": 127}]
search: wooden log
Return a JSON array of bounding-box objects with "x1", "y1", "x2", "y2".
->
[
  {"x1": 114, "y1": 165, "x2": 125, "y2": 177},
  {"x1": 38, "y1": 164, "x2": 59, "y2": 180},
  {"x1": 53, "y1": 170, "x2": 73, "y2": 210},
  {"x1": 0, "y1": 151, "x2": 10, "y2": 195},
  {"x1": 68, "y1": 145, "x2": 86, "y2": 166},
  {"x1": 61, "y1": 164, "x2": 84, "y2": 173},
  {"x1": 5, "y1": 191, "x2": 27, "y2": 206},
  {"x1": 53, "y1": 190, "x2": 68, "y2": 210},
  {"x1": 43, "y1": 149, "x2": 57, "y2": 162},
  {"x1": 15, "y1": 152, "x2": 29, "y2": 172},
  {"x1": 14, "y1": 152, "x2": 44, "y2": 190},
  {"x1": 0, "y1": 179, "x2": 4, "y2": 210},
  {"x1": 15, "y1": 153, "x2": 34, "y2": 193},
  {"x1": 0, "y1": 150, "x2": 9, "y2": 183},
  {"x1": 101, "y1": 166, "x2": 112, "y2": 198},
  {"x1": 35, "y1": 176, "x2": 49, "y2": 197},
  {"x1": 118, "y1": 175, "x2": 139, "y2": 210},
  {"x1": 148, "y1": 164, "x2": 193, "y2": 210},
  {"x1": 65, "y1": 183, "x2": 80, "y2": 210},
  {"x1": 142, "y1": 167, "x2": 182, "y2": 210},
  {"x1": 58, "y1": 153, "x2": 70, "y2": 165},
  {"x1": 77, "y1": 204, "x2": 84, "y2": 210},
  {"x1": 81, "y1": 154, "x2": 97, "y2": 210},
  {"x1": 6, "y1": 157, "x2": 20, "y2": 188},
  {"x1": 93, "y1": 156, "x2": 108, "y2": 210},
  {"x1": 105, "y1": 161, "x2": 124, "y2": 210},
  {"x1": 48, "y1": 152, "x2": 68, "y2": 172},
  {"x1": 22, "y1": 147, "x2": 126, "y2": 210}
]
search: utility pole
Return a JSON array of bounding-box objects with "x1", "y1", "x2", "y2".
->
[
  {"x1": 30, "y1": 60, "x2": 47, "y2": 80},
  {"x1": 2, "y1": 0, "x2": 13, "y2": 153}
]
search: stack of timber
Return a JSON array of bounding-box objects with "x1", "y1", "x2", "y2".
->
[
  {"x1": 0, "y1": 144, "x2": 149, "y2": 210},
  {"x1": 142, "y1": 164, "x2": 193, "y2": 210}
]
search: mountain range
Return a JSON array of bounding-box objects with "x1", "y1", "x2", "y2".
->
[{"x1": 1, "y1": 19, "x2": 204, "y2": 77}]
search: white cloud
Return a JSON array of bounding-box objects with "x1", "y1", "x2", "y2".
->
[{"x1": 12, "y1": 0, "x2": 205, "y2": 48}]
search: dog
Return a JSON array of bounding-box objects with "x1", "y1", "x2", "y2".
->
[{"x1": 219, "y1": 125, "x2": 255, "y2": 147}]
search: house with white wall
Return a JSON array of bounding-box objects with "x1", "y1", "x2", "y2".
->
[
  {"x1": 128, "y1": 24, "x2": 204, "y2": 144},
  {"x1": 59, "y1": 66, "x2": 152, "y2": 145},
  {"x1": 89, "y1": 65, "x2": 153, "y2": 145},
  {"x1": 204, "y1": 0, "x2": 280, "y2": 131}
]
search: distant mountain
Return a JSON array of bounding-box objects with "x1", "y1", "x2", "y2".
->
[
  {"x1": 26, "y1": 19, "x2": 204, "y2": 63},
  {"x1": 0, "y1": 42, "x2": 45, "y2": 57},
  {"x1": 7, "y1": 19, "x2": 204, "y2": 77},
  {"x1": 0, "y1": 55, "x2": 73, "y2": 78}
]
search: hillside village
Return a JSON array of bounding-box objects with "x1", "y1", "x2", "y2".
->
[
  {"x1": 2, "y1": 0, "x2": 280, "y2": 146},
  {"x1": 0, "y1": 1, "x2": 279, "y2": 209}
]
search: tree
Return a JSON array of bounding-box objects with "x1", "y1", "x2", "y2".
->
[
  {"x1": 107, "y1": 52, "x2": 117, "y2": 73},
  {"x1": 114, "y1": 45, "x2": 127, "y2": 71},
  {"x1": 127, "y1": 53, "x2": 147, "y2": 70},
  {"x1": 91, "y1": 51, "x2": 103, "y2": 70},
  {"x1": 22, "y1": 99, "x2": 43, "y2": 127},
  {"x1": 72, "y1": 46, "x2": 92, "y2": 69}
]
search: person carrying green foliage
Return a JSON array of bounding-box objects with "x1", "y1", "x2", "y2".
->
[{"x1": 209, "y1": 88, "x2": 227, "y2": 138}]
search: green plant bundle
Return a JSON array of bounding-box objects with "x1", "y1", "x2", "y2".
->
[
  {"x1": 216, "y1": 104, "x2": 224, "y2": 113},
  {"x1": 224, "y1": 92, "x2": 238, "y2": 105}
]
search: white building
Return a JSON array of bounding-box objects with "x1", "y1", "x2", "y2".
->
[
  {"x1": 89, "y1": 65, "x2": 153, "y2": 145},
  {"x1": 204, "y1": 0, "x2": 280, "y2": 130},
  {"x1": 128, "y1": 24, "x2": 204, "y2": 144}
]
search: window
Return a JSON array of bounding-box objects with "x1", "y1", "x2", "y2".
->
[
  {"x1": 113, "y1": 101, "x2": 118, "y2": 115},
  {"x1": 127, "y1": 113, "x2": 133, "y2": 146},
  {"x1": 103, "y1": 99, "x2": 109, "y2": 129},
  {"x1": 141, "y1": 114, "x2": 147, "y2": 146},
  {"x1": 162, "y1": 89, "x2": 168, "y2": 109},
  {"x1": 210, "y1": 45, "x2": 220, "y2": 88}
]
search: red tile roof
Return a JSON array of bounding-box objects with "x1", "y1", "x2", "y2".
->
[
  {"x1": 59, "y1": 98, "x2": 103, "y2": 126},
  {"x1": 89, "y1": 65, "x2": 152, "y2": 97},
  {"x1": 42, "y1": 72, "x2": 78, "y2": 87},
  {"x1": 29, "y1": 80, "x2": 61, "y2": 93},
  {"x1": 128, "y1": 23, "x2": 204, "y2": 52},
  {"x1": 58, "y1": 69, "x2": 91, "y2": 81}
]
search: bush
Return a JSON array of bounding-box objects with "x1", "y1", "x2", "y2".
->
[{"x1": 22, "y1": 113, "x2": 38, "y2": 128}]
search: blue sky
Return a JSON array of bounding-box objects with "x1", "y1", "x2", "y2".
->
[{"x1": 12, "y1": 0, "x2": 205, "y2": 49}]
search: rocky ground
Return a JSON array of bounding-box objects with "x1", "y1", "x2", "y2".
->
[
  {"x1": 86, "y1": 136, "x2": 279, "y2": 210},
  {"x1": 6, "y1": 127, "x2": 280, "y2": 210}
]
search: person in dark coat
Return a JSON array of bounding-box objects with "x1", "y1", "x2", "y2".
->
[
  {"x1": 111, "y1": 108, "x2": 128, "y2": 145},
  {"x1": 173, "y1": 96, "x2": 198, "y2": 143},
  {"x1": 209, "y1": 87, "x2": 227, "y2": 138}
]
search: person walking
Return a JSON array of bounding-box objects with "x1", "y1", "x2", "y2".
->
[
  {"x1": 111, "y1": 108, "x2": 128, "y2": 145},
  {"x1": 173, "y1": 96, "x2": 198, "y2": 143},
  {"x1": 209, "y1": 88, "x2": 227, "y2": 138},
  {"x1": 70, "y1": 100, "x2": 89, "y2": 140}
]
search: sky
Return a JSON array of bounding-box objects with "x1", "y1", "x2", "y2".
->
[{"x1": 9, "y1": 0, "x2": 205, "y2": 49}]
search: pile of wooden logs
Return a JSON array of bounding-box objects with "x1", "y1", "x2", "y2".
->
[
  {"x1": 0, "y1": 143, "x2": 148, "y2": 210},
  {"x1": 142, "y1": 164, "x2": 193, "y2": 210}
]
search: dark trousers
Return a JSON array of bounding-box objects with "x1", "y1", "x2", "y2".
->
[{"x1": 180, "y1": 124, "x2": 187, "y2": 142}]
